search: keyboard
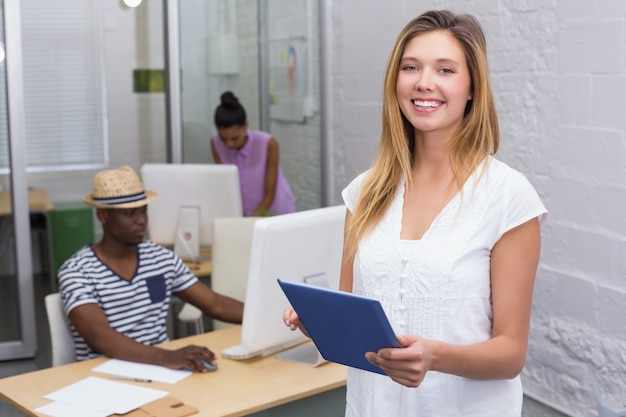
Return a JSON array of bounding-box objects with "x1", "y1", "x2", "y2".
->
[
  {"x1": 221, "y1": 341, "x2": 303, "y2": 360},
  {"x1": 221, "y1": 344, "x2": 259, "y2": 360}
]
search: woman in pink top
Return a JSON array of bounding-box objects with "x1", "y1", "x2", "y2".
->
[{"x1": 211, "y1": 91, "x2": 296, "y2": 216}]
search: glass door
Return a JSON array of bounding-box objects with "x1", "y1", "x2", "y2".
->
[
  {"x1": 0, "y1": 0, "x2": 37, "y2": 360},
  {"x1": 167, "y1": 0, "x2": 323, "y2": 210},
  {"x1": 173, "y1": 0, "x2": 262, "y2": 165}
]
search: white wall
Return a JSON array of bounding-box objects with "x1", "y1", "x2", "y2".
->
[{"x1": 324, "y1": 1, "x2": 626, "y2": 416}]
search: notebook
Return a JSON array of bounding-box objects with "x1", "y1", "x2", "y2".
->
[{"x1": 277, "y1": 278, "x2": 401, "y2": 375}]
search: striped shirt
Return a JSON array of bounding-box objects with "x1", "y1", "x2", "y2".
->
[{"x1": 58, "y1": 241, "x2": 198, "y2": 361}]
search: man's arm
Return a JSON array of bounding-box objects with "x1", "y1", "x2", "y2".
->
[
  {"x1": 176, "y1": 281, "x2": 244, "y2": 324},
  {"x1": 69, "y1": 303, "x2": 215, "y2": 372}
]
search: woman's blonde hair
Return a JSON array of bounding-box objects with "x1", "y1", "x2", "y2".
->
[{"x1": 345, "y1": 10, "x2": 499, "y2": 258}]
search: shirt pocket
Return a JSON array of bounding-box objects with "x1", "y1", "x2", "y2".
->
[{"x1": 145, "y1": 275, "x2": 167, "y2": 303}]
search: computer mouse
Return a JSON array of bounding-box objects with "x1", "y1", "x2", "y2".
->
[{"x1": 200, "y1": 358, "x2": 218, "y2": 372}]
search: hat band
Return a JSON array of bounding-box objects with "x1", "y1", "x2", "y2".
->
[{"x1": 92, "y1": 191, "x2": 147, "y2": 206}]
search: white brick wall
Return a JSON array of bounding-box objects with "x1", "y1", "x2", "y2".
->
[{"x1": 325, "y1": 1, "x2": 626, "y2": 416}]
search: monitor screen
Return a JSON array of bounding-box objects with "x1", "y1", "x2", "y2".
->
[
  {"x1": 140, "y1": 163, "x2": 243, "y2": 251},
  {"x1": 236, "y1": 205, "x2": 346, "y2": 357}
]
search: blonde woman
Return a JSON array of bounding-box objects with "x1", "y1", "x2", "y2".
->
[{"x1": 285, "y1": 9, "x2": 547, "y2": 416}]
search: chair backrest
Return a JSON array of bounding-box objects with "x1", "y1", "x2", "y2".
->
[
  {"x1": 211, "y1": 217, "x2": 259, "y2": 330},
  {"x1": 44, "y1": 292, "x2": 76, "y2": 366}
]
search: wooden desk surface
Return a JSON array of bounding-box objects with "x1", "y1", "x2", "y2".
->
[
  {"x1": 183, "y1": 248, "x2": 212, "y2": 278},
  {"x1": 0, "y1": 326, "x2": 347, "y2": 417},
  {"x1": 184, "y1": 258, "x2": 212, "y2": 278},
  {"x1": 0, "y1": 188, "x2": 54, "y2": 216}
]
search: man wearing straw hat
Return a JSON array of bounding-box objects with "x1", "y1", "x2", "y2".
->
[{"x1": 58, "y1": 166, "x2": 243, "y2": 372}]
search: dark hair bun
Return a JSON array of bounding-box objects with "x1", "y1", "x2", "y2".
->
[
  {"x1": 221, "y1": 91, "x2": 240, "y2": 108},
  {"x1": 215, "y1": 90, "x2": 247, "y2": 127}
]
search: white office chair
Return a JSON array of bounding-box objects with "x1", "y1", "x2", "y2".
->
[
  {"x1": 177, "y1": 303, "x2": 204, "y2": 334},
  {"x1": 210, "y1": 216, "x2": 259, "y2": 330},
  {"x1": 44, "y1": 292, "x2": 76, "y2": 366}
]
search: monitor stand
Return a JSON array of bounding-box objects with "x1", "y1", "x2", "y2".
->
[
  {"x1": 174, "y1": 205, "x2": 200, "y2": 263},
  {"x1": 275, "y1": 343, "x2": 328, "y2": 367}
]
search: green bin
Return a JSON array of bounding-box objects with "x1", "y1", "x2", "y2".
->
[{"x1": 49, "y1": 202, "x2": 95, "y2": 278}]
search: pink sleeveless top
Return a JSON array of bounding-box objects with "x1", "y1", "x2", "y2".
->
[{"x1": 212, "y1": 130, "x2": 296, "y2": 216}]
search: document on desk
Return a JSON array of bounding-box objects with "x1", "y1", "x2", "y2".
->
[
  {"x1": 35, "y1": 400, "x2": 109, "y2": 417},
  {"x1": 41, "y1": 376, "x2": 169, "y2": 415},
  {"x1": 92, "y1": 358, "x2": 192, "y2": 384}
]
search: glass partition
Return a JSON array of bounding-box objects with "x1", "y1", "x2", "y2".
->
[
  {"x1": 0, "y1": 0, "x2": 37, "y2": 360},
  {"x1": 0, "y1": 30, "x2": 20, "y2": 342},
  {"x1": 176, "y1": 0, "x2": 322, "y2": 211},
  {"x1": 178, "y1": 0, "x2": 261, "y2": 164}
]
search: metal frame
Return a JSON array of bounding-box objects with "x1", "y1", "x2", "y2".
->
[
  {"x1": 258, "y1": 0, "x2": 270, "y2": 132},
  {"x1": 163, "y1": 0, "x2": 183, "y2": 163},
  {"x1": 1, "y1": 0, "x2": 37, "y2": 360},
  {"x1": 319, "y1": 0, "x2": 333, "y2": 206}
]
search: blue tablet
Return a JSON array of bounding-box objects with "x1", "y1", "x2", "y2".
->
[{"x1": 277, "y1": 278, "x2": 401, "y2": 375}]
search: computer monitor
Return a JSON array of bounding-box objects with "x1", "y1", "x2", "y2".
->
[
  {"x1": 140, "y1": 163, "x2": 243, "y2": 260},
  {"x1": 221, "y1": 205, "x2": 346, "y2": 363}
]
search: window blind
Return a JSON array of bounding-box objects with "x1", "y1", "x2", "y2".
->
[{"x1": 16, "y1": 0, "x2": 108, "y2": 172}]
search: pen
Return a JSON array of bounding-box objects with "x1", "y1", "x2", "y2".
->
[{"x1": 111, "y1": 376, "x2": 152, "y2": 383}]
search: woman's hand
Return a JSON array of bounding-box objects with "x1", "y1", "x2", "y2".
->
[
  {"x1": 282, "y1": 306, "x2": 310, "y2": 338},
  {"x1": 365, "y1": 335, "x2": 435, "y2": 388}
]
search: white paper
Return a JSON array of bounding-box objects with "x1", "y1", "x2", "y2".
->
[
  {"x1": 92, "y1": 358, "x2": 192, "y2": 384},
  {"x1": 35, "y1": 401, "x2": 110, "y2": 417},
  {"x1": 43, "y1": 376, "x2": 168, "y2": 415}
]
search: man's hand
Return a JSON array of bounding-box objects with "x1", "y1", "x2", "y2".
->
[{"x1": 162, "y1": 344, "x2": 217, "y2": 373}]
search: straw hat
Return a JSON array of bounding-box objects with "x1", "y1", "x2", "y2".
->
[{"x1": 83, "y1": 166, "x2": 157, "y2": 209}]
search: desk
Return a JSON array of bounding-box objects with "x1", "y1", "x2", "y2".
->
[
  {"x1": 0, "y1": 189, "x2": 54, "y2": 278},
  {"x1": 183, "y1": 247, "x2": 212, "y2": 279},
  {"x1": 185, "y1": 258, "x2": 212, "y2": 279},
  {"x1": 0, "y1": 188, "x2": 54, "y2": 215},
  {"x1": 0, "y1": 326, "x2": 348, "y2": 417}
]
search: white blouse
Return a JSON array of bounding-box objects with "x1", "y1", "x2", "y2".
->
[{"x1": 341, "y1": 157, "x2": 547, "y2": 417}]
